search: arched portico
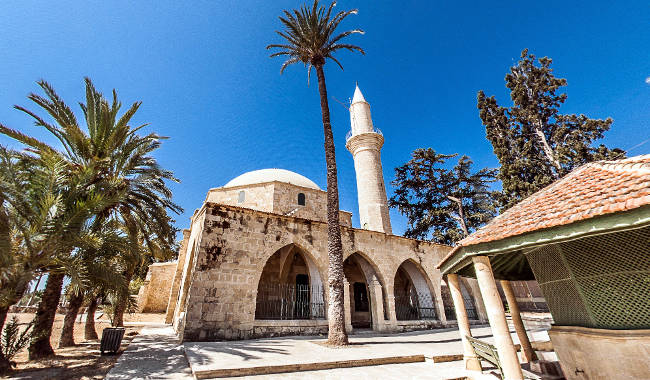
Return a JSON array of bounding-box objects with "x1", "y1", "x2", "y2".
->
[
  {"x1": 393, "y1": 259, "x2": 438, "y2": 321},
  {"x1": 254, "y1": 244, "x2": 326, "y2": 320},
  {"x1": 342, "y1": 252, "x2": 388, "y2": 331}
]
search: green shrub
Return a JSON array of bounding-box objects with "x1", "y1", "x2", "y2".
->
[{"x1": 1, "y1": 316, "x2": 33, "y2": 364}]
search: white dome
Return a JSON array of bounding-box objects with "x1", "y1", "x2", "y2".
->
[{"x1": 224, "y1": 169, "x2": 321, "y2": 190}]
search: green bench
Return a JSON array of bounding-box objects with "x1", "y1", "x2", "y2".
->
[
  {"x1": 466, "y1": 336, "x2": 504, "y2": 379},
  {"x1": 466, "y1": 336, "x2": 543, "y2": 380}
]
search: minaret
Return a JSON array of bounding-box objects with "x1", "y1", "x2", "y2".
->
[{"x1": 346, "y1": 84, "x2": 392, "y2": 234}]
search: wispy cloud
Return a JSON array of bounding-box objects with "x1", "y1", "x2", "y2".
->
[{"x1": 646, "y1": 77, "x2": 650, "y2": 84}]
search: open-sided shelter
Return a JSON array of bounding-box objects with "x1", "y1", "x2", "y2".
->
[{"x1": 437, "y1": 155, "x2": 650, "y2": 380}]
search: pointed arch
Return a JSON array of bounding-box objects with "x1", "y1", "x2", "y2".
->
[
  {"x1": 254, "y1": 243, "x2": 326, "y2": 320},
  {"x1": 393, "y1": 259, "x2": 438, "y2": 320},
  {"x1": 440, "y1": 276, "x2": 479, "y2": 321},
  {"x1": 343, "y1": 251, "x2": 389, "y2": 327}
]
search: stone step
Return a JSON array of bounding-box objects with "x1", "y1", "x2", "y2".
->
[{"x1": 191, "y1": 354, "x2": 425, "y2": 378}]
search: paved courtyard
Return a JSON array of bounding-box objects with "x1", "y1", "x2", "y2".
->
[{"x1": 107, "y1": 324, "x2": 550, "y2": 379}]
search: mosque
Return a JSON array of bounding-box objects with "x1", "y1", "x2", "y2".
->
[{"x1": 138, "y1": 85, "x2": 494, "y2": 341}]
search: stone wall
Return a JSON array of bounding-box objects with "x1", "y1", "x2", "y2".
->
[
  {"x1": 137, "y1": 262, "x2": 177, "y2": 313},
  {"x1": 173, "y1": 202, "x2": 478, "y2": 342},
  {"x1": 165, "y1": 229, "x2": 191, "y2": 323},
  {"x1": 549, "y1": 325, "x2": 650, "y2": 380},
  {"x1": 205, "y1": 182, "x2": 352, "y2": 227},
  {"x1": 206, "y1": 183, "x2": 275, "y2": 212}
]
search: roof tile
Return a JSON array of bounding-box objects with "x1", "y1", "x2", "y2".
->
[{"x1": 455, "y1": 154, "x2": 650, "y2": 248}]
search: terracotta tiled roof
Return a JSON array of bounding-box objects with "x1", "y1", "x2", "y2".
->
[{"x1": 437, "y1": 155, "x2": 650, "y2": 268}]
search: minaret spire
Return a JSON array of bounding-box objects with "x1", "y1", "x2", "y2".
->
[
  {"x1": 352, "y1": 83, "x2": 366, "y2": 104},
  {"x1": 346, "y1": 84, "x2": 392, "y2": 234}
]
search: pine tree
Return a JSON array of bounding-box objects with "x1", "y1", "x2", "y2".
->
[
  {"x1": 389, "y1": 148, "x2": 498, "y2": 245},
  {"x1": 478, "y1": 49, "x2": 625, "y2": 209}
]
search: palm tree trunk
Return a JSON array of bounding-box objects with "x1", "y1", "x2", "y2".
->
[
  {"x1": 0, "y1": 306, "x2": 10, "y2": 372},
  {"x1": 315, "y1": 64, "x2": 348, "y2": 346},
  {"x1": 84, "y1": 295, "x2": 99, "y2": 340},
  {"x1": 113, "y1": 271, "x2": 133, "y2": 327},
  {"x1": 58, "y1": 291, "x2": 84, "y2": 347},
  {"x1": 28, "y1": 272, "x2": 65, "y2": 360}
]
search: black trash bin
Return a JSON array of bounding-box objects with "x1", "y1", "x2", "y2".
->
[{"x1": 100, "y1": 327, "x2": 125, "y2": 355}]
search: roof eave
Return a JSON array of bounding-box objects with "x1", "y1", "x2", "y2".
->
[{"x1": 439, "y1": 204, "x2": 650, "y2": 275}]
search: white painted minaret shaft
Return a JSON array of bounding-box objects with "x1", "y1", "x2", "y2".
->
[{"x1": 346, "y1": 85, "x2": 392, "y2": 234}]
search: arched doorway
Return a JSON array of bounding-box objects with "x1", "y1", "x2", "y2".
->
[
  {"x1": 440, "y1": 277, "x2": 478, "y2": 321},
  {"x1": 393, "y1": 260, "x2": 437, "y2": 320},
  {"x1": 255, "y1": 244, "x2": 325, "y2": 320},
  {"x1": 343, "y1": 252, "x2": 387, "y2": 329}
]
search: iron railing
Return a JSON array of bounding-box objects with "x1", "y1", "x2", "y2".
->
[
  {"x1": 464, "y1": 296, "x2": 479, "y2": 320},
  {"x1": 345, "y1": 127, "x2": 383, "y2": 141},
  {"x1": 394, "y1": 291, "x2": 437, "y2": 320},
  {"x1": 255, "y1": 283, "x2": 326, "y2": 320},
  {"x1": 441, "y1": 287, "x2": 479, "y2": 320}
]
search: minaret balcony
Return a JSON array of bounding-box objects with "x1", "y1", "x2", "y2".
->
[{"x1": 345, "y1": 127, "x2": 383, "y2": 142}]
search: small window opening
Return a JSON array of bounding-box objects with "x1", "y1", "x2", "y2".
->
[
  {"x1": 238, "y1": 190, "x2": 245, "y2": 203},
  {"x1": 297, "y1": 193, "x2": 306, "y2": 206}
]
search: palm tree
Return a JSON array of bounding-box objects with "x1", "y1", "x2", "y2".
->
[
  {"x1": 267, "y1": 0, "x2": 364, "y2": 346},
  {"x1": 58, "y1": 219, "x2": 128, "y2": 347},
  {"x1": 0, "y1": 78, "x2": 181, "y2": 359},
  {"x1": 0, "y1": 146, "x2": 114, "y2": 366}
]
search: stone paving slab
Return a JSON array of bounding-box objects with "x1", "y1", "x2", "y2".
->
[{"x1": 184, "y1": 326, "x2": 550, "y2": 378}]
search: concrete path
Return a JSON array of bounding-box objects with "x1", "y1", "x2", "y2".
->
[
  {"x1": 108, "y1": 324, "x2": 549, "y2": 379},
  {"x1": 184, "y1": 327, "x2": 550, "y2": 378},
  {"x1": 105, "y1": 324, "x2": 193, "y2": 380}
]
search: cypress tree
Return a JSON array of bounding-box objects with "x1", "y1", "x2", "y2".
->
[
  {"x1": 389, "y1": 148, "x2": 498, "y2": 245},
  {"x1": 478, "y1": 49, "x2": 624, "y2": 209}
]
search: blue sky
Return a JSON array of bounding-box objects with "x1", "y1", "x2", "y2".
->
[{"x1": 1, "y1": 0, "x2": 648, "y2": 237}]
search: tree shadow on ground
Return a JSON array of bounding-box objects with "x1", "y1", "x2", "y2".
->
[{"x1": 185, "y1": 340, "x2": 292, "y2": 362}]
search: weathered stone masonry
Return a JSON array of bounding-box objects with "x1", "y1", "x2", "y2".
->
[{"x1": 172, "y1": 202, "x2": 486, "y2": 341}]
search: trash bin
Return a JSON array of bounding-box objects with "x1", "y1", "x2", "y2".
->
[{"x1": 100, "y1": 327, "x2": 125, "y2": 355}]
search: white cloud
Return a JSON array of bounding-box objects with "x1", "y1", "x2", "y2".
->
[{"x1": 646, "y1": 77, "x2": 650, "y2": 85}]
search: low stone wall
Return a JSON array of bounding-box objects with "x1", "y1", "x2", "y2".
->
[
  {"x1": 394, "y1": 320, "x2": 446, "y2": 332},
  {"x1": 549, "y1": 325, "x2": 650, "y2": 380},
  {"x1": 252, "y1": 320, "x2": 329, "y2": 339},
  {"x1": 8, "y1": 306, "x2": 39, "y2": 314},
  {"x1": 137, "y1": 262, "x2": 177, "y2": 313}
]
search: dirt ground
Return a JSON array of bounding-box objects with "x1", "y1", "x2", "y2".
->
[{"x1": 1, "y1": 312, "x2": 165, "y2": 380}]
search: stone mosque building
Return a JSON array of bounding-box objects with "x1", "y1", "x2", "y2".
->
[{"x1": 139, "y1": 85, "x2": 494, "y2": 342}]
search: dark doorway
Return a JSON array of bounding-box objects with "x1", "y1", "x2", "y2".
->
[
  {"x1": 353, "y1": 282, "x2": 371, "y2": 328},
  {"x1": 295, "y1": 274, "x2": 310, "y2": 319},
  {"x1": 354, "y1": 282, "x2": 369, "y2": 312}
]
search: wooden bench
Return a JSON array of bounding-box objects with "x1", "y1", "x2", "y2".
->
[
  {"x1": 466, "y1": 336, "x2": 503, "y2": 379},
  {"x1": 467, "y1": 337, "x2": 544, "y2": 380}
]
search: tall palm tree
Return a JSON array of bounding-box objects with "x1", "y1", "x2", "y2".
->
[
  {"x1": 267, "y1": 0, "x2": 364, "y2": 346},
  {"x1": 0, "y1": 78, "x2": 181, "y2": 359}
]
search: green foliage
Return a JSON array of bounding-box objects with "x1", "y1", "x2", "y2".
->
[
  {"x1": 129, "y1": 277, "x2": 145, "y2": 296},
  {"x1": 389, "y1": 148, "x2": 499, "y2": 245},
  {"x1": 16, "y1": 290, "x2": 42, "y2": 307},
  {"x1": 477, "y1": 49, "x2": 625, "y2": 209},
  {"x1": 0, "y1": 78, "x2": 183, "y2": 346},
  {"x1": 1, "y1": 316, "x2": 33, "y2": 362},
  {"x1": 266, "y1": 0, "x2": 364, "y2": 76},
  {"x1": 101, "y1": 291, "x2": 136, "y2": 327}
]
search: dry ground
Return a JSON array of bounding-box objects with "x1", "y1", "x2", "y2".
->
[{"x1": 1, "y1": 312, "x2": 164, "y2": 380}]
